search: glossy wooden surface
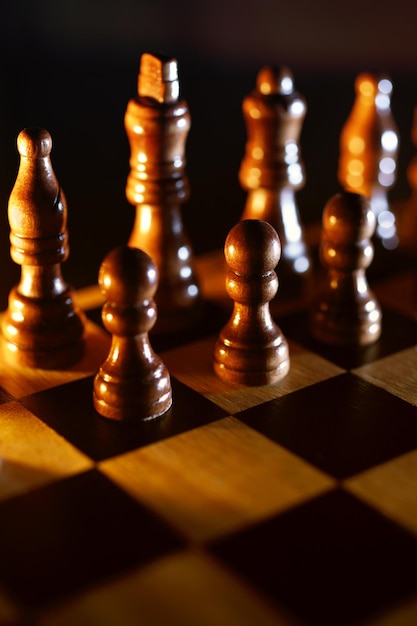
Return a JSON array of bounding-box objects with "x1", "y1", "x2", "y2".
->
[
  {"x1": 310, "y1": 191, "x2": 382, "y2": 346},
  {"x1": 124, "y1": 53, "x2": 201, "y2": 333},
  {"x1": 2, "y1": 217, "x2": 417, "y2": 625},
  {"x1": 93, "y1": 245, "x2": 172, "y2": 421},
  {"x1": 239, "y1": 66, "x2": 312, "y2": 295},
  {"x1": 3, "y1": 46, "x2": 417, "y2": 625},
  {"x1": 214, "y1": 219, "x2": 289, "y2": 385},
  {"x1": 1, "y1": 128, "x2": 85, "y2": 369}
]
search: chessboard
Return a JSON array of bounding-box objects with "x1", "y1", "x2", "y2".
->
[
  {"x1": 3, "y1": 51, "x2": 417, "y2": 626},
  {"x1": 0, "y1": 228, "x2": 417, "y2": 626}
]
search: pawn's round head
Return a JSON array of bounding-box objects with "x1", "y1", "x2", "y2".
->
[
  {"x1": 99, "y1": 245, "x2": 158, "y2": 306},
  {"x1": 224, "y1": 219, "x2": 281, "y2": 276},
  {"x1": 17, "y1": 127, "x2": 52, "y2": 159},
  {"x1": 323, "y1": 191, "x2": 376, "y2": 244}
]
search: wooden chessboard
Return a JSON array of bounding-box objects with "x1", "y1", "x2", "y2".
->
[{"x1": 1, "y1": 237, "x2": 417, "y2": 626}]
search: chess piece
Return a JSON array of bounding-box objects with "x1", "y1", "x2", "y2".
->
[
  {"x1": 310, "y1": 191, "x2": 382, "y2": 346},
  {"x1": 338, "y1": 73, "x2": 399, "y2": 249},
  {"x1": 93, "y1": 245, "x2": 172, "y2": 421},
  {"x1": 397, "y1": 106, "x2": 417, "y2": 250},
  {"x1": 124, "y1": 52, "x2": 201, "y2": 334},
  {"x1": 407, "y1": 106, "x2": 417, "y2": 209},
  {"x1": 239, "y1": 65, "x2": 312, "y2": 297},
  {"x1": 1, "y1": 128, "x2": 85, "y2": 368},
  {"x1": 214, "y1": 219, "x2": 289, "y2": 385}
]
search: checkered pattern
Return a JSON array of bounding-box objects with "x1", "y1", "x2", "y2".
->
[{"x1": 1, "y1": 256, "x2": 417, "y2": 626}]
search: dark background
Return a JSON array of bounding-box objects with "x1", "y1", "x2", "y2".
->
[{"x1": 1, "y1": 0, "x2": 416, "y2": 305}]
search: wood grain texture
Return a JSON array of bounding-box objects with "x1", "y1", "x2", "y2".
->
[
  {"x1": 163, "y1": 335, "x2": 343, "y2": 414},
  {"x1": 346, "y1": 448, "x2": 417, "y2": 538},
  {"x1": 100, "y1": 416, "x2": 334, "y2": 543},
  {"x1": 0, "y1": 401, "x2": 92, "y2": 502},
  {"x1": 353, "y1": 345, "x2": 417, "y2": 406}
]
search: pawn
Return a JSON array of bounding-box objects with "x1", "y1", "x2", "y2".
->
[
  {"x1": 93, "y1": 245, "x2": 172, "y2": 422},
  {"x1": 310, "y1": 191, "x2": 382, "y2": 346},
  {"x1": 1, "y1": 127, "x2": 85, "y2": 368},
  {"x1": 213, "y1": 220, "x2": 289, "y2": 385}
]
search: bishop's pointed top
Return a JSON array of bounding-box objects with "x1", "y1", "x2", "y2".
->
[{"x1": 17, "y1": 127, "x2": 52, "y2": 159}]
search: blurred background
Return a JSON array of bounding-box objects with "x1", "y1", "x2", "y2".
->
[{"x1": 1, "y1": 0, "x2": 417, "y2": 303}]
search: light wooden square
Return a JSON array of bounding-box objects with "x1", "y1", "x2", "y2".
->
[
  {"x1": 100, "y1": 416, "x2": 334, "y2": 543},
  {"x1": 353, "y1": 345, "x2": 417, "y2": 408},
  {"x1": 345, "y1": 448, "x2": 417, "y2": 539},
  {"x1": 0, "y1": 401, "x2": 93, "y2": 501},
  {"x1": 0, "y1": 319, "x2": 110, "y2": 398},
  {"x1": 162, "y1": 335, "x2": 344, "y2": 414}
]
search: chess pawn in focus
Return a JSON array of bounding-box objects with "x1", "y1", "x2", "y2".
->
[
  {"x1": 1, "y1": 128, "x2": 85, "y2": 368},
  {"x1": 124, "y1": 52, "x2": 201, "y2": 334},
  {"x1": 310, "y1": 192, "x2": 382, "y2": 346},
  {"x1": 214, "y1": 220, "x2": 289, "y2": 385},
  {"x1": 338, "y1": 73, "x2": 399, "y2": 249},
  {"x1": 239, "y1": 65, "x2": 312, "y2": 297},
  {"x1": 93, "y1": 245, "x2": 172, "y2": 421}
]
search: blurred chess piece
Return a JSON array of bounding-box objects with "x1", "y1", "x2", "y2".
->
[
  {"x1": 214, "y1": 219, "x2": 289, "y2": 385},
  {"x1": 396, "y1": 106, "x2": 417, "y2": 252},
  {"x1": 124, "y1": 52, "x2": 201, "y2": 335},
  {"x1": 407, "y1": 106, "x2": 417, "y2": 213},
  {"x1": 93, "y1": 245, "x2": 172, "y2": 422},
  {"x1": 338, "y1": 73, "x2": 399, "y2": 250},
  {"x1": 239, "y1": 65, "x2": 312, "y2": 298},
  {"x1": 1, "y1": 128, "x2": 85, "y2": 368},
  {"x1": 310, "y1": 191, "x2": 382, "y2": 347}
]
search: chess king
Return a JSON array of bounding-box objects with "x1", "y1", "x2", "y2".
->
[{"x1": 124, "y1": 52, "x2": 202, "y2": 334}]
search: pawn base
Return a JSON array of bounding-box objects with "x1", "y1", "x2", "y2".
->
[
  {"x1": 93, "y1": 394, "x2": 172, "y2": 422},
  {"x1": 213, "y1": 357, "x2": 290, "y2": 386},
  {"x1": 1, "y1": 337, "x2": 85, "y2": 370},
  {"x1": 0, "y1": 289, "x2": 85, "y2": 370},
  {"x1": 213, "y1": 335, "x2": 290, "y2": 387},
  {"x1": 93, "y1": 365, "x2": 172, "y2": 422},
  {"x1": 310, "y1": 304, "x2": 382, "y2": 348}
]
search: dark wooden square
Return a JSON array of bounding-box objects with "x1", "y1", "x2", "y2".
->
[
  {"x1": 211, "y1": 488, "x2": 417, "y2": 626},
  {"x1": 19, "y1": 375, "x2": 228, "y2": 462},
  {"x1": 0, "y1": 469, "x2": 183, "y2": 606},
  {"x1": 278, "y1": 306, "x2": 417, "y2": 370},
  {"x1": 237, "y1": 372, "x2": 417, "y2": 479},
  {"x1": 0, "y1": 387, "x2": 16, "y2": 405}
]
